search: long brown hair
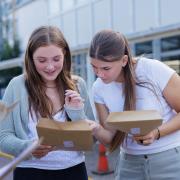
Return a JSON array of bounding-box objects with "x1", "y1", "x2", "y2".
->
[
  {"x1": 25, "y1": 26, "x2": 76, "y2": 119},
  {"x1": 89, "y1": 30, "x2": 136, "y2": 152}
]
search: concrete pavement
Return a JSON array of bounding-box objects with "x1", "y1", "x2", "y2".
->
[{"x1": 85, "y1": 143, "x2": 119, "y2": 180}]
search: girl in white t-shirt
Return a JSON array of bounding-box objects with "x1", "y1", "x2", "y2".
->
[{"x1": 87, "y1": 29, "x2": 180, "y2": 180}]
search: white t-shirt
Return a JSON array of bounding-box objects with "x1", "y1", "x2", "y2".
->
[
  {"x1": 92, "y1": 57, "x2": 180, "y2": 155},
  {"x1": 18, "y1": 110, "x2": 84, "y2": 170}
]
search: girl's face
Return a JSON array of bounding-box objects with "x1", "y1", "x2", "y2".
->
[
  {"x1": 33, "y1": 45, "x2": 64, "y2": 85},
  {"x1": 91, "y1": 56, "x2": 128, "y2": 83}
]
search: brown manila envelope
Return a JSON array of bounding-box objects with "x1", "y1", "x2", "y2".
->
[
  {"x1": 106, "y1": 110, "x2": 162, "y2": 135},
  {"x1": 37, "y1": 118, "x2": 93, "y2": 151}
]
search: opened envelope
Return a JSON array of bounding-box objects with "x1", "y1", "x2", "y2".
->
[
  {"x1": 37, "y1": 118, "x2": 93, "y2": 151},
  {"x1": 107, "y1": 110, "x2": 162, "y2": 135}
]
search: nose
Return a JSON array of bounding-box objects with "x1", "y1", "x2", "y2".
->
[
  {"x1": 46, "y1": 62, "x2": 55, "y2": 71},
  {"x1": 96, "y1": 70, "x2": 104, "y2": 78}
]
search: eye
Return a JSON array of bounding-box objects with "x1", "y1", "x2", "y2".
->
[
  {"x1": 54, "y1": 58, "x2": 60, "y2": 62},
  {"x1": 53, "y1": 56, "x2": 63, "y2": 62},
  {"x1": 37, "y1": 58, "x2": 46, "y2": 63},
  {"x1": 103, "y1": 67, "x2": 111, "y2": 70}
]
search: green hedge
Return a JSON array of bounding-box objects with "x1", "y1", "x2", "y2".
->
[{"x1": 0, "y1": 39, "x2": 20, "y2": 60}]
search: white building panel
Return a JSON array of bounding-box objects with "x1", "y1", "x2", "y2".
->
[
  {"x1": 134, "y1": 0, "x2": 159, "y2": 32},
  {"x1": 16, "y1": 0, "x2": 48, "y2": 51},
  {"x1": 112, "y1": 0, "x2": 134, "y2": 34},
  {"x1": 49, "y1": 16, "x2": 61, "y2": 29},
  {"x1": 62, "y1": 11, "x2": 76, "y2": 47},
  {"x1": 93, "y1": 0, "x2": 112, "y2": 33},
  {"x1": 160, "y1": 0, "x2": 180, "y2": 26},
  {"x1": 77, "y1": 5, "x2": 92, "y2": 45}
]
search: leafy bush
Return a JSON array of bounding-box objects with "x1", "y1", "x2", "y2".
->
[{"x1": 0, "y1": 39, "x2": 20, "y2": 60}]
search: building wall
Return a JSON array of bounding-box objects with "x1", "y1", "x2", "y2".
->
[
  {"x1": 1, "y1": 0, "x2": 180, "y2": 91},
  {"x1": 15, "y1": 0, "x2": 48, "y2": 51},
  {"x1": 160, "y1": 0, "x2": 180, "y2": 26},
  {"x1": 3, "y1": 0, "x2": 180, "y2": 49}
]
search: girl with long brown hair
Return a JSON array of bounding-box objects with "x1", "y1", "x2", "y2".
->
[
  {"x1": 0, "y1": 26, "x2": 94, "y2": 180},
  {"x1": 88, "y1": 29, "x2": 180, "y2": 180}
]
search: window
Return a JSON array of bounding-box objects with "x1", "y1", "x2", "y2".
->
[
  {"x1": 15, "y1": 0, "x2": 33, "y2": 7},
  {"x1": 2, "y1": 2, "x2": 11, "y2": 15},
  {"x1": 16, "y1": 0, "x2": 23, "y2": 6},
  {"x1": 161, "y1": 55, "x2": 180, "y2": 61},
  {"x1": 72, "y1": 53, "x2": 87, "y2": 81},
  {"x1": 135, "y1": 41, "x2": 152, "y2": 56},
  {"x1": 163, "y1": 59, "x2": 180, "y2": 75},
  {"x1": 161, "y1": 35, "x2": 180, "y2": 52},
  {"x1": 0, "y1": 67, "x2": 22, "y2": 98}
]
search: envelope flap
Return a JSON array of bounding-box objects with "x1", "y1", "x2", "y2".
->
[
  {"x1": 106, "y1": 110, "x2": 163, "y2": 135},
  {"x1": 37, "y1": 118, "x2": 91, "y2": 131},
  {"x1": 36, "y1": 118, "x2": 93, "y2": 151},
  {"x1": 107, "y1": 110, "x2": 162, "y2": 123}
]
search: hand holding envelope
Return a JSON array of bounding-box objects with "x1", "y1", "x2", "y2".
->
[
  {"x1": 106, "y1": 110, "x2": 163, "y2": 146},
  {"x1": 36, "y1": 118, "x2": 93, "y2": 151},
  {"x1": 106, "y1": 110, "x2": 162, "y2": 135}
]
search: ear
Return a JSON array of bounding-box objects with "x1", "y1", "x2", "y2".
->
[{"x1": 122, "y1": 55, "x2": 128, "y2": 67}]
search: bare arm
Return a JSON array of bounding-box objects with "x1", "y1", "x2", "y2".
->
[
  {"x1": 158, "y1": 73, "x2": 180, "y2": 136},
  {"x1": 88, "y1": 103, "x2": 116, "y2": 145},
  {"x1": 135, "y1": 73, "x2": 180, "y2": 144}
]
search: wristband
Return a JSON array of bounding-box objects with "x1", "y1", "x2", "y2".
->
[{"x1": 156, "y1": 127, "x2": 161, "y2": 140}]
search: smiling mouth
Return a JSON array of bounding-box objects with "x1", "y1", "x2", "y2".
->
[{"x1": 45, "y1": 71, "x2": 56, "y2": 74}]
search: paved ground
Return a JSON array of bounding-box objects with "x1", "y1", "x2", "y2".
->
[
  {"x1": 0, "y1": 157, "x2": 13, "y2": 180},
  {"x1": 0, "y1": 143, "x2": 119, "y2": 180},
  {"x1": 85, "y1": 143, "x2": 119, "y2": 180}
]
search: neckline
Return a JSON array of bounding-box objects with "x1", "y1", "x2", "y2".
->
[{"x1": 52, "y1": 107, "x2": 63, "y2": 116}]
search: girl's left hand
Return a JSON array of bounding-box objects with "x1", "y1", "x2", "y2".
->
[
  {"x1": 133, "y1": 128, "x2": 159, "y2": 145},
  {"x1": 65, "y1": 90, "x2": 84, "y2": 109},
  {"x1": 85, "y1": 119, "x2": 101, "y2": 136},
  {"x1": 32, "y1": 145, "x2": 54, "y2": 158}
]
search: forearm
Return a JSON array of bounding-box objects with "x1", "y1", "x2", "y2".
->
[
  {"x1": 158, "y1": 112, "x2": 180, "y2": 138},
  {"x1": 0, "y1": 130, "x2": 33, "y2": 157},
  {"x1": 64, "y1": 105, "x2": 86, "y2": 121},
  {"x1": 93, "y1": 124, "x2": 115, "y2": 145}
]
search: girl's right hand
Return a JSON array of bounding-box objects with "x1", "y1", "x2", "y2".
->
[
  {"x1": 32, "y1": 145, "x2": 54, "y2": 158},
  {"x1": 65, "y1": 90, "x2": 84, "y2": 109}
]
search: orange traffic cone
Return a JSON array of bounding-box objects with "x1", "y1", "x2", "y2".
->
[{"x1": 92, "y1": 143, "x2": 114, "y2": 175}]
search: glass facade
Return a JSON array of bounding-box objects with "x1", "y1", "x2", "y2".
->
[
  {"x1": 135, "y1": 41, "x2": 152, "y2": 56},
  {"x1": 72, "y1": 53, "x2": 87, "y2": 81},
  {"x1": 161, "y1": 35, "x2": 180, "y2": 52},
  {"x1": 0, "y1": 67, "x2": 22, "y2": 98},
  {"x1": 134, "y1": 36, "x2": 180, "y2": 74}
]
